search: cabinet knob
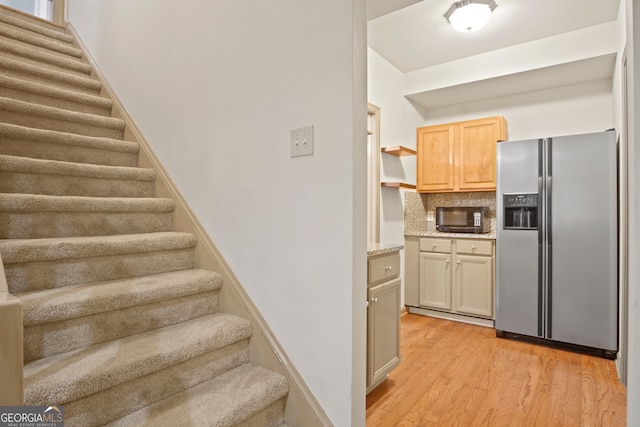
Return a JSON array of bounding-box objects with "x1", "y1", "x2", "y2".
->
[
  {"x1": 472, "y1": 245, "x2": 476, "y2": 251},
  {"x1": 372, "y1": 297, "x2": 378, "y2": 303},
  {"x1": 456, "y1": 260, "x2": 461, "y2": 264},
  {"x1": 432, "y1": 244, "x2": 437, "y2": 249},
  {"x1": 385, "y1": 265, "x2": 393, "y2": 271}
]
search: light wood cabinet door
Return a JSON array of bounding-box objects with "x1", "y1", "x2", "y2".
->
[
  {"x1": 416, "y1": 124, "x2": 455, "y2": 192},
  {"x1": 418, "y1": 252, "x2": 452, "y2": 311},
  {"x1": 416, "y1": 116, "x2": 507, "y2": 193},
  {"x1": 367, "y1": 278, "x2": 401, "y2": 391},
  {"x1": 454, "y1": 254, "x2": 494, "y2": 318},
  {"x1": 457, "y1": 117, "x2": 504, "y2": 191}
]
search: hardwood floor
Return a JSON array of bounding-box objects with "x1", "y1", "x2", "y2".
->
[{"x1": 366, "y1": 313, "x2": 626, "y2": 427}]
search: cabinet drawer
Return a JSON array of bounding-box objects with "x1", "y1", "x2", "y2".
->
[
  {"x1": 419, "y1": 238, "x2": 452, "y2": 253},
  {"x1": 456, "y1": 239, "x2": 493, "y2": 256},
  {"x1": 368, "y1": 253, "x2": 400, "y2": 285}
]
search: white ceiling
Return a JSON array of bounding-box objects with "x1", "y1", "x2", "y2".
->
[{"x1": 367, "y1": 0, "x2": 621, "y2": 73}]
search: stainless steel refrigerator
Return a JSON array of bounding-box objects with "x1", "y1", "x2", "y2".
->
[{"x1": 495, "y1": 130, "x2": 618, "y2": 357}]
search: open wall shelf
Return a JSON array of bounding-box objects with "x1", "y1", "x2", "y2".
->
[
  {"x1": 380, "y1": 145, "x2": 416, "y2": 190},
  {"x1": 381, "y1": 182, "x2": 416, "y2": 190},
  {"x1": 381, "y1": 146, "x2": 416, "y2": 156}
]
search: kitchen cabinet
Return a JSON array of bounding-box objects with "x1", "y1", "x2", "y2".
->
[
  {"x1": 367, "y1": 251, "x2": 401, "y2": 393},
  {"x1": 406, "y1": 236, "x2": 495, "y2": 322},
  {"x1": 416, "y1": 116, "x2": 507, "y2": 193}
]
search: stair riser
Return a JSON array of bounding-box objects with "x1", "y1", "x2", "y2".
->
[
  {"x1": 0, "y1": 138, "x2": 138, "y2": 167},
  {"x1": 0, "y1": 64, "x2": 101, "y2": 95},
  {"x1": 0, "y1": 23, "x2": 82, "y2": 58},
  {"x1": 0, "y1": 211, "x2": 173, "y2": 238},
  {"x1": 0, "y1": 171, "x2": 154, "y2": 197},
  {"x1": 0, "y1": 110, "x2": 123, "y2": 139},
  {"x1": 237, "y1": 398, "x2": 286, "y2": 427},
  {"x1": 4, "y1": 248, "x2": 195, "y2": 292},
  {"x1": 24, "y1": 291, "x2": 220, "y2": 362},
  {"x1": 0, "y1": 85, "x2": 111, "y2": 115},
  {"x1": 64, "y1": 341, "x2": 250, "y2": 427}
]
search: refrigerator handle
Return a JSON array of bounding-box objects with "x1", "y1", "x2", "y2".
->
[
  {"x1": 546, "y1": 138, "x2": 553, "y2": 339},
  {"x1": 537, "y1": 139, "x2": 544, "y2": 337}
]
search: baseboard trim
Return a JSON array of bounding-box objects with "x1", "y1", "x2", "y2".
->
[
  {"x1": 66, "y1": 23, "x2": 332, "y2": 427},
  {"x1": 407, "y1": 305, "x2": 495, "y2": 328}
]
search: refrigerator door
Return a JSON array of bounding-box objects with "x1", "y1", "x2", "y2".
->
[
  {"x1": 548, "y1": 131, "x2": 618, "y2": 350},
  {"x1": 496, "y1": 139, "x2": 541, "y2": 337}
]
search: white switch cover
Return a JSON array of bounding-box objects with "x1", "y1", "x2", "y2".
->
[
  {"x1": 290, "y1": 125, "x2": 314, "y2": 158},
  {"x1": 427, "y1": 211, "x2": 434, "y2": 222}
]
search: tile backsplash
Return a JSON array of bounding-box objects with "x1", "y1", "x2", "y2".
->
[{"x1": 404, "y1": 191, "x2": 497, "y2": 234}]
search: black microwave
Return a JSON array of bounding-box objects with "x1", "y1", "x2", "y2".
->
[{"x1": 436, "y1": 207, "x2": 489, "y2": 233}]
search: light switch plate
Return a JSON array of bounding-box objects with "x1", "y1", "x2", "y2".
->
[{"x1": 290, "y1": 125, "x2": 314, "y2": 158}]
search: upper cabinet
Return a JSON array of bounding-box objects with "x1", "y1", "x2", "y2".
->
[{"x1": 416, "y1": 116, "x2": 508, "y2": 193}]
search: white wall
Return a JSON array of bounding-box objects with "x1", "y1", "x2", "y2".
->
[
  {"x1": 367, "y1": 48, "x2": 422, "y2": 244},
  {"x1": 66, "y1": 1, "x2": 368, "y2": 425},
  {"x1": 367, "y1": 48, "x2": 424, "y2": 308}
]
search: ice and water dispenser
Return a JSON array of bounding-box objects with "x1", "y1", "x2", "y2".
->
[{"x1": 503, "y1": 194, "x2": 538, "y2": 230}]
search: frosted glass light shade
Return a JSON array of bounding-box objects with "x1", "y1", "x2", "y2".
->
[{"x1": 445, "y1": 0, "x2": 497, "y2": 33}]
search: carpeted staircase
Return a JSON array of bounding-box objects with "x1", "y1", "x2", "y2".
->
[{"x1": 0, "y1": 6, "x2": 291, "y2": 426}]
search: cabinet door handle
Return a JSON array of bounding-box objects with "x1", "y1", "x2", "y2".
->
[
  {"x1": 384, "y1": 265, "x2": 393, "y2": 271},
  {"x1": 372, "y1": 297, "x2": 378, "y2": 303}
]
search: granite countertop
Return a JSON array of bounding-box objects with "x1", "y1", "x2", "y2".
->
[
  {"x1": 367, "y1": 242, "x2": 404, "y2": 257},
  {"x1": 405, "y1": 231, "x2": 496, "y2": 240}
]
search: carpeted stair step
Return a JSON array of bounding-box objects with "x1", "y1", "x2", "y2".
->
[
  {"x1": 0, "y1": 74, "x2": 112, "y2": 115},
  {"x1": 108, "y1": 363, "x2": 288, "y2": 427},
  {"x1": 0, "y1": 97, "x2": 124, "y2": 138},
  {"x1": 0, "y1": 5, "x2": 67, "y2": 35},
  {"x1": 0, "y1": 54, "x2": 101, "y2": 94},
  {"x1": 19, "y1": 269, "x2": 223, "y2": 361},
  {"x1": 0, "y1": 155, "x2": 154, "y2": 197},
  {"x1": 24, "y1": 313, "x2": 254, "y2": 423},
  {"x1": 0, "y1": 10, "x2": 74, "y2": 44},
  {"x1": 0, "y1": 193, "x2": 175, "y2": 238},
  {"x1": 0, "y1": 232, "x2": 198, "y2": 292},
  {"x1": 0, "y1": 123, "x2": 138, "y2": 167},
  {"x1": 0, "y1": 35, "x2": 91, "y2": 77}
]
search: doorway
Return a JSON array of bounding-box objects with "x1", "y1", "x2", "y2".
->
[{"x1": 0, "y1": 0, "x2": 64, "y2": 25}]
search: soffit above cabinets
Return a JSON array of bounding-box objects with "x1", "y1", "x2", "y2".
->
[
  {"x1": 398, "y1": 20, "x2": 618, "y2": 111},
  {"x1": 405, "y1": 53, "x2": 616, "y2": 110}
]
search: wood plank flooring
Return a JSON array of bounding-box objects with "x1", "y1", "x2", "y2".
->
[{"x1": 366, "y1": 313, "x2": 626, "y2": 427}]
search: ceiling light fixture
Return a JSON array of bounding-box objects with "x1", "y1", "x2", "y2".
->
[{"x1": 444, "y1": 0, "x2": 497, "y2": 33}]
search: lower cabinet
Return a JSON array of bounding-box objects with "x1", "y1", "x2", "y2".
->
[
  {"x1": 367, "y1": 251, "x2": 401, "y2": 393},
  {"x1": 407, "y1": 237, "x2": 494, "y2": 320}
]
